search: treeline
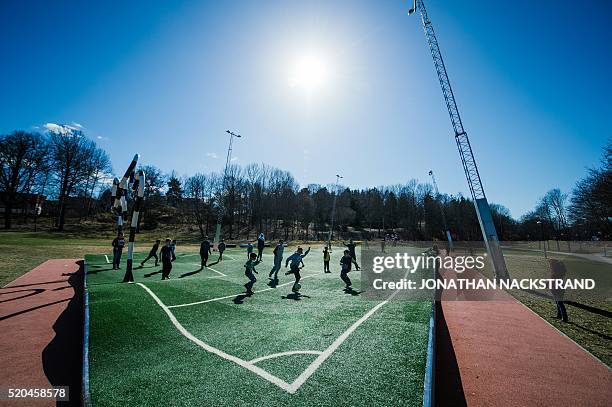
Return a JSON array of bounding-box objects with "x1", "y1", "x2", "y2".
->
[
  {"x1": 138, "y1": 163, "x2": 493, "y2": 241},
  {"x1": 0, "y1": 126, "x2": 110, "y2": 230},
  {"x1": 1, "y1": 126, "x2": 610, "y2": 241},
  {"x1": 519, "y1": 141, "x2": 611, "y2": 241}
]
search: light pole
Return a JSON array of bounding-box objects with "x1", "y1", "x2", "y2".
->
[
  {"x1": 429, "y1": 170, "x2": 454, "y2": 252},
  {"x1": 537, "y1": 220, "x2": 547, "y2": 258},
  {"x1": 328, "y1": 174, "x2": 343, "y2": 247},
  {"x1": 214, "y1": 130, "x2": 241, "y2": 246}
]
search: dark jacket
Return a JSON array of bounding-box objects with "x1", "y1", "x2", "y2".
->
[
  {"x1": 161, "y1": 245, "x2": 174, "y2": 263},
  {"x1": 112, "y1": 237, "x2": 126, "y2": 251},
  {"x1": 200, "y1": 240, "x2": 211, "y2": 255}
]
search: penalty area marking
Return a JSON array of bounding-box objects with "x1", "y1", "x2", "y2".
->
[
  {"x1": 188, "y1": 264, "x2": 227, "y2": 277},
  {"x1": 137, "y1": 283, "x2": 293, "y2": 392},
  {"x1": 104, "y1": 255, "x2": 110, "y2": 264},
  {"x1": 137, "y1": 273, "x2": 405, "y2": 394}
]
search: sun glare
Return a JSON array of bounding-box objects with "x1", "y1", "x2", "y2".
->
[{"x1": 288, "y1": 53, "x2": 330, "y2": 93}]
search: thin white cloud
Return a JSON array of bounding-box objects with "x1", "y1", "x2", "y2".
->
[
  {"x1": 231, "y1": 156, "x2": 238, "y2": 162},
  {"x1": 44, "y1": 122, "x2": 82, "y2": 135},
  {"x1": 206, "y1": 152, "x2": 218, "y2": 159}
]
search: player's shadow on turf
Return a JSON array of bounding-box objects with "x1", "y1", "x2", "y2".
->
[
  {"x1": 179, "y1": 269, "x2": 202, "y2": 278},
  {"x1": 281, "y1": 293, "x2": 311, "y2": 301},
  {"x1": 86, "y1": 267, "x2": 115, "y2": 274},
  {"x1": 144, "y1": 270, "x2": 162, "y2": 278},
  {"x1": 233, "y1": 293, "x2": 253, "y2": 304},
  {"x1": 521, "y1": 289, "x2": 612, "y2": 318},
  {"x1": 343, "y1": 287, "x2": 362, "y2": 296},
  {"x1": 568, "y1": 321, "x2": 612, "y2": 340}
]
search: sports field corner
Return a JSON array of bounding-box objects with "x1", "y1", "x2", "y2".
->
[{"x1": 83, "y1": 245, "x2": 434, "y2": 406}]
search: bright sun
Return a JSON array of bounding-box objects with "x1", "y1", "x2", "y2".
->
[{"x1": 288, "y1": 53, "x2": 330, "y2": 93}]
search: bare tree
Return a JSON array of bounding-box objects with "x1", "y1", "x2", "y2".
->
[
  {"x1": 48, "y1": 127, "x2": 104, "y2": 231},
  {"x1": 0, "y1": 131, "x2": 49, "y2": 228}
]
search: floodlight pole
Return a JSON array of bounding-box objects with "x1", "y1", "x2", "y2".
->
[
  {"x1": 429, "y1": 170, "x2": 454, "y2": 252},
  {"x1": 328, "y1": 174, "x2": 343, "y2": 247},
  {"x1": 537, "y1": 220, "x2": 547, "y2": 258},
  {"x1": 214, "y1": 130, "x2": 241, "y2": 246},
  {"x1": 408, "y1": 0, "x2": 509, "y2": 280}
]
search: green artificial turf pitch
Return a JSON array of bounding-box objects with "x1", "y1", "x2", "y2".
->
[{"x1": 85, "y1": 246, "x2": 432, "y2": 406}]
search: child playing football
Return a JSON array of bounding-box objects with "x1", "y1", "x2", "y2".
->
[
  {"x1": 244, "y1": 252, "x2": 261, "y2": 295},
  {"x1": 285, "y1": 246, "x2": 310, "y2": 292},
  {"x1": 340, "y1": 249, "x2": 359, "y2": 289}
]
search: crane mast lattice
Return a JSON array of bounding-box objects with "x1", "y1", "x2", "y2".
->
[{"x1": 409, "y1": 0, "x2": 509, "y2": 279}]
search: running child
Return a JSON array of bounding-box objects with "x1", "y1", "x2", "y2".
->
[
  {"x1": 343, "y1": 239, "x2": 360, "y2": 270},
  {"x1": 200, "y1": 236, "x2": 212, "y2": 268},
  {"x1": 246, "y1": 242, "x2": 254, "y2": 259},
  {"x1": 340, "y1": 249, "x2": 359, "y2": 289},
  {"x1": 160, "y1": 239, "x2": 174, "y2": 280},
  {"x1": 140, "y1": 239, "x2": 160, "y2": 267},
  {"x1": 323, "y1": 246, "x2": 331, "y2": 273},
  {"x1": 269, "y1": 240, "x2": 284, "y2": 279},
  {"x1": 218, "y1": 239, "x2": 226, "y2": 261},
  {"x1": 285, "y1": 246, "x2": 311, "y2": 292},
  {"x1": 244, "y1": 252, "x2": 261, "y2": 295}
]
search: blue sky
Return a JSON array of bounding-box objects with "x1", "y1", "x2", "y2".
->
[{"x1": 1, "y1": 0, "x2": 610, "y2": 217}]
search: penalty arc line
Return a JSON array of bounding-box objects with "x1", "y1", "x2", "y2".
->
[{"x1": 249, "y1": 350, "x2": 323, "y2": 364}]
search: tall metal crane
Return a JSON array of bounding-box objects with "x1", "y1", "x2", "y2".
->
[{"x1": 409, "y1": 0, "x2": 509, "y2": 280}]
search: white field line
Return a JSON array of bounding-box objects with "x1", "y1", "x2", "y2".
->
[
  {"x1": 138, "y1": 270, "x2": 407, "y2": 394},
  {"x1": 289, "y1": 295, "x2": 397, "y2": 392},
  {"x1": 207, "y1": 267, "x2": 226, "y2": 277},
  {"x1": 180, "y1": 252, "x2": 275, "y2": 258},
  {"x1": 250, "y1": 350, "x2": 322, "y2": 364},
  {"x1": 188, "y1": 263, "x2": 227, "y2": 277},
  {"x1": 137, "y1": 283, "x2": 293, "y2": 392},
  {"x1": 167, "y1": 274, "x2": 318, "y2": 309},
  {"x1": 104, "y1": 255, "x2": 110, "y2": 264}
]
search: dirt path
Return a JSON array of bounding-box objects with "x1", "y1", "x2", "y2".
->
[
  {"x1": 0, "y1": 259, "x2": 83, "y2": 406},
  {"x1": 438, "y1": 268, "x2": 612, "y2": 406}
]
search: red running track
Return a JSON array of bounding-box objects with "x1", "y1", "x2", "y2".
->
[
  {"x1": 437, "y1": 268, "x2": 612, "y2": 407},
  {"x1": 0, "y1": 259, "x2": 83, "y2": 406}
]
